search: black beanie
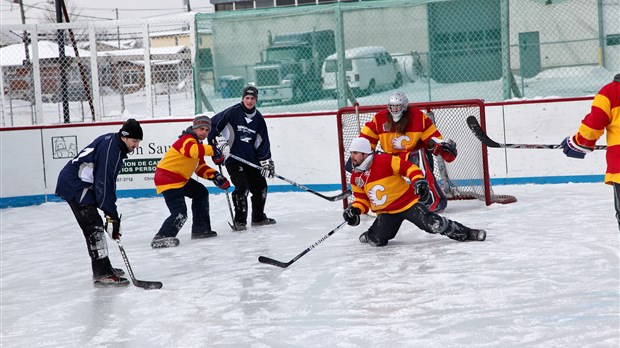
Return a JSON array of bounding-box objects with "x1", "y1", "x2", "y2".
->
[
  {"x1": 119, "y1": 118, "x2": 143, "y2": 140},
  {"x1": 242, "y1": 85, "x2": 258, "y2": 100}
]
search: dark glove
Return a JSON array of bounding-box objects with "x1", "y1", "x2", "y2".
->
[
  {"x1": 211, "y1": 144, "x2": 225, "y2": 165},
  {"x1": 260, "y1": 159, "x2": 275, "y2": 178},
  {"x1": 414, "y1": 179, "x2": 430, "y2": 203},
  {"x1": 429, "y1": 137, "x2": 457, "y2": 162},
  {"x1": 212, "y1": 171, "x2": 230, "y2": 190},
  {"x1": 104, "y1": 215, "x2": 121, "y2": 240},
  {"x1": 343, "y1": 206, "x2": 361, "y2": 226},
  {"x1": 561, "y1": 136, "x2": 591, "y2": 159}
]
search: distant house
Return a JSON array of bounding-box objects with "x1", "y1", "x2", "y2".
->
[{"x1": 0, "y1": 40, "x2": 90, "y2": 101}]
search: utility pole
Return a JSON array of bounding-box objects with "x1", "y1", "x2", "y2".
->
[
  {"x1": 115, "y1": 8, "x2": 121, "y2": 49},
  {"x1": 184, "y1": 0, "x2": 191, "y2": 12}
]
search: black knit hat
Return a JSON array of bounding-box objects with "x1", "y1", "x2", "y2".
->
[
  {"x1": 119, "y1": 118, "x2": 143, "y2": 140},
  {"x1": 242, "y1": 85, "x2": 258, "y2": 100}
]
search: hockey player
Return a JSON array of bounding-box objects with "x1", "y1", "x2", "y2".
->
[
  {"x1": 56, "y1": 118, "x2": 143, "y2": 287},
  {"x1": 151, "y1": 115, "x2": 230, "y2": 248},
  {"x1": 207, "y1": 85, "x2": 276, "y2": 230},
  {"x1": 561, "y1": 73, "x2": 620, "y2": 230},
  {"x1": 343, "y1": 137, "x2": 485, "y2": 246},
  {"x1": 359, "y1": 91, "x2": 457, "y2": 213}
]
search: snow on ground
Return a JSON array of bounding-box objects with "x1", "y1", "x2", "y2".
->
[{"x1": 1, "y1": 183, "x2": 618, "y2": 347}]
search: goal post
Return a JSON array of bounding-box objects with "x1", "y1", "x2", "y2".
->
[{"x1": 336, "y1": 99, "x2": 516, "y2": 207}]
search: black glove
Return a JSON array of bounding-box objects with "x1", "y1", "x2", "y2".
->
[
  {"x1": 259, "y1": 159, "x2": 275, "y2": 178},
  {"x1": 561, "y1": 136, "x2": 591, "y2": 159},
  {"x1": 343, "y1": 206, "x2": 361, "y2": 226},
  {"x1": 211, "y1": 144, "x2": 225, "y2": 165},
  {"x1": 104, "y1": 215, "x2": 121, "y2": 240},
  {"x1": 414, "y1": 179, "x2": 430, "y2": 203},
  {"x1": 211, "y1": 171, "x2": 230, "y2": 190}
]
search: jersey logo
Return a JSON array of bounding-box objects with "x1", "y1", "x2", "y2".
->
[
  {"x1": 240, "y1": 136, "x2": 252, "y2": 143},
  {"x1": 368, "y1": 184, "x2": 387, "y2": 207},
  {"x1": 391, "y1": 135, "x2": 411, "y2": 150}
]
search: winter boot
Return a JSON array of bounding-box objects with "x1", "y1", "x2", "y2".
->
[
  {"x1": 151, "y1": 235, "x2": 181, "y2": 249},
  {"x1": 191, "y1": 231, "x2": 218, "y2": 239},
  {"x1": 359, "y1": 232, "x2": 369, "y2": 243},
  {"x1": 93, "y1": 275, "x2": 130, "y2": 288},
  {"x1": 233, "y1": 192, "x2": 248, "y2": 227},
  {"x1": 234, "y1": 222, "x2": 247, "y2": 231},
  {"x1": 251, "y1": 216, "x2": 276, "y2": 226},
  {"x1": 467, "y1": 229, "x2": 486, "y2": 241}
]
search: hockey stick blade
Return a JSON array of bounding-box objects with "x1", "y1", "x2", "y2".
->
[
  {"x1": 258, "y1": 256, "x2": 290, "y2": 268},
  {"x1": 258, "y1": 221, "x2": 348, "y2": 269},
  {"x1": 116, "y1": 240, "x2": 163, "y2": 290},
  {"x1": 466, "y1": 116, "x2": 607, "y2": 150},
  {"x1": 134, "y1": 280, "x2": 163, "y2": 290}
]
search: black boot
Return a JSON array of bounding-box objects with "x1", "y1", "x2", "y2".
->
[{"x1": 232, "y1": 192, "x2": 248, "y2": 229}]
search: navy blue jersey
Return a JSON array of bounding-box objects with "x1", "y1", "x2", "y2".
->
[
  {"x1": 56, "y1": 133, "x2": 128, "y2": 219},
  {"x1": 208, "y1": 103, "x2": 271, "y2": 165}
]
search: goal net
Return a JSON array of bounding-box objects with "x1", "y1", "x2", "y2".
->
[{"x1": 336, "y1": 99, "x2": 516, "y2": 206}]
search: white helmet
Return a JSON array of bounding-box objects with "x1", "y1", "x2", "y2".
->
[{"x1": 387, "y1": 91, "x2": 408, "y2": 122}]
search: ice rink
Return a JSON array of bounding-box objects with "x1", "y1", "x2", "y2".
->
[{"x1": 1, "y1": 182, "x2": 618, "y2": 347}]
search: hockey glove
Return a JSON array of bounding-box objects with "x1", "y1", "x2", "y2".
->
[
  {"x1": 414, "y1": 179, "x2": 430, "y2": 203},
  {"x1": 212, "y1": 171, "x2": 230, "y2": 190},
  {"x1": 429, "y1": 137, "x2": 457, "y2": 163},
  {"x1": 561, "y1": 136, "x2": 592, "y2": 159},
  {"x1": 343, "y1": 206, "x2": 361, "y2": 226},
  {"x1": 260, "y1": 159, "x2": 275, "y2": 178},
  {"x1": 104, "y1": 215, "x2": 121, "y2": 240},
  {"x1": 211, "y1": 144, "x2": 226, "y2": 165}
]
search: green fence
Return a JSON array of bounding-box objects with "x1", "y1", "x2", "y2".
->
[{"x1": 194, "y1": 0, "x2": 619, "y2": 115}]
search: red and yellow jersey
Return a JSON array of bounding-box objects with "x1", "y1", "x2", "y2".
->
[
  {"x1": 349, "y1": 153, "x2": 424, "y2": 215},
  {"x1": 154, "y1": 133, "x2": 217, "y2": 194},
  {"x1": 573, "y1": 79, "x2": 620, "y2": 184},
  {"x1": 360, "y1": 108, "x2": 442, "y2": 160}
]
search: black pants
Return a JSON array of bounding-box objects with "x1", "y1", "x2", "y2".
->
[
  {"x1": 67, "y1": 200, "x2": 114, "y2": 279},
  {"x1": 366, "y1": 203, "x2": 467, "y2": 246},
  {"x1": 226, "y1": 162, "x2": 268, "y2": 223},
  {"x1": 157, "y1": 178, "x2": 211, "y2": 238},
  {"x1": 614, "y1": 182, "x2": 620, "y2": 231}
]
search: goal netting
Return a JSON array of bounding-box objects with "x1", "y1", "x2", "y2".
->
[{"x1": 336, "y1": 99, "x2": 516, "y2": 206}]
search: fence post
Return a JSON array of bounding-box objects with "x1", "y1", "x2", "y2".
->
[
  {"x1": 143, "y1": 23, "x2": 154, "y2": 117},
  {"x1": 30, "y1": 26, "x2": 44, "y2": 124}
]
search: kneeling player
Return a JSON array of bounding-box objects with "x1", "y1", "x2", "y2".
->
[{"x1": 343, "y1": 137, "x2": 485, "y2": 246}]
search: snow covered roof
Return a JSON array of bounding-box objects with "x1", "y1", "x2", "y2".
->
[
  {"x1": 325, "y1": 46, "x2": 389, "y2": 61},
  {"x1": 0, "y1": 40, "x2": 90, "y2": 67},
  {"x1": 97, "y1": 45, "x2": 189, "y2": 58}
]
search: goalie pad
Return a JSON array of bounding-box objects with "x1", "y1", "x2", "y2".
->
[{"x1": 408, "y1": 149, "x2": 447, "y2": 213}]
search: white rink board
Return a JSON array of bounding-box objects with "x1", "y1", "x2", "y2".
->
[{"x1": 0, "y1": 99, "x2": 607, "y2": 204}]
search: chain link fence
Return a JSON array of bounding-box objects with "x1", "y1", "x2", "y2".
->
[
  {"x1": 1, "y1": 0, "x2": 618, "y2": 126},
  {"x1": 194, "y1": 0, "x2": 619, "y2": 114},
  {"x1": 1, "y1": 14, "x2": 195, "y2": 126}
]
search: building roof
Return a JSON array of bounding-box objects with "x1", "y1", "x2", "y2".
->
[{"x1": 0, "y1": 40, "x2": 90, "y2": 67}]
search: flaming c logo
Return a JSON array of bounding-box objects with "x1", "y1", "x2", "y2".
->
[
  {"x1": 391, "y1": 135, "x2": 411, "y2": 150},
  {"x1": 368, "y1": 184, "x2": 387, "y2": 207}
]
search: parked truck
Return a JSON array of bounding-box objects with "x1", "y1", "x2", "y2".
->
[{"x1": 253, "y1": 29, "x2": 335, "y2": 105}]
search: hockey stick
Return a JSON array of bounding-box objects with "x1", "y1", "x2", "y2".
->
[
  {"x1": 228, "y1": 154, "x2": 352, "y2": 202},
  {"x1": 116, "y1": 240, "x2": 163, "y2": 290},
  {"x1": 466, "y1": 116, "x2": 608, "y2": 150},
  {"x1": 218, "y1": 163, "x2": 240, "y2": 231},
  {"x1": 258, "y1": 221, "x2": 348, "y2": 268}
]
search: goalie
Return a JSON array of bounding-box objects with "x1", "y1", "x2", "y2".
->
[{"x1": 358, "y1": 92, "x2": 457, "y2": 212}]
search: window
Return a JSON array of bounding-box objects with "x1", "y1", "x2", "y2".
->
[
  {"x1": 234, "y1": 1, "x2": 254, "y2": 10},
  {"x1": 214, "y1": 3, "x2": 234, "y2": 11},
  {"x1": 255, "y1": 0, "x2": 274, "y2": 8},
  {"x1": 276, "y1": 0, "x2": 295, "y2": 6}
]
